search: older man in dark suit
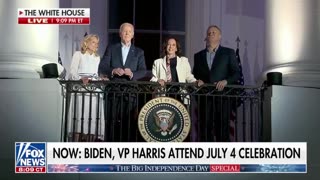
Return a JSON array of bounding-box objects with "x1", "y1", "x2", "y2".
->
[
  {"x1": 99, "y1": 22, "x2": 146, "y2": 142},
  {"x1": 193, "y1": 25, "x2": 240, "y2": 142},
  {"x1": 99, "y1": 22, "x2": 146, "y2": 81}
]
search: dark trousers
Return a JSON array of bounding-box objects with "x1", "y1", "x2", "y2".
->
[
  {"x1": 105, "y1": 94, "x2": 139, "y2": 142},
  {"x1": 198, "y1": 96, "x2": 230, "y2": 142}
]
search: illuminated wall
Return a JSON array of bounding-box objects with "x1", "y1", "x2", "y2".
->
[{"x1": 265, "y1": 0, "x2": 320, "y2": 87}]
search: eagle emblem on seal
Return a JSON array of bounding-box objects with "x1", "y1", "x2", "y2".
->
[{"x1": 153, "y1": 109, "x2": 178, "y2": 136}]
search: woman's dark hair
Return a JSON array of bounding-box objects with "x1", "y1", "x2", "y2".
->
[{"x1": 161, "y1": 37, "x2": 182, "y2": 57}]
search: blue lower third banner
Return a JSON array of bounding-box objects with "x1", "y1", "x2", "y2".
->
[{"x1": 47, "y1": 164, "x2": 306, "y2": 173}]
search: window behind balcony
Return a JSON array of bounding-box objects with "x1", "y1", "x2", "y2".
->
[{"x1": 107, "y1": 0, "x2": 185, "y2": 70}]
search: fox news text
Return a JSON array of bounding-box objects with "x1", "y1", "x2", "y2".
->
[
  {"x1": 15, "y1": 142, "x2": 307, "y2": 173},
  {"x1": 15, "y1": 143, "x2": 46, "y2": 173},
  {"x1": 17, "y1": 8, "x2": 90, "y2": 25}
]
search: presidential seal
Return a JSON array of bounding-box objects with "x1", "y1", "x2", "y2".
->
[{"x1": 138, "y1": 97, "x2": 191, "y2": 142}]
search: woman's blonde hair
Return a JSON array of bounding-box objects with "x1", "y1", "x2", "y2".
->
[{"x1": 80, "y1": 34, "x2": 99, "y2": 57}]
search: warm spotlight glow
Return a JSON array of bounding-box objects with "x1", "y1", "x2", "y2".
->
[{"x1": 268, "y1": 0, "x2": 307, "y2": 64}]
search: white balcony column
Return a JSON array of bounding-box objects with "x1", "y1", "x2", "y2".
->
[
  {"x1": 265, "y1": 0, "x2": 320, "y2": 87},
  {"x1": 0, "y1": 0, "x2": 60, "y2": 78}
]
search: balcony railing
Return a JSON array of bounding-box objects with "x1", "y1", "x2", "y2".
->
[{"x1": 59, "y1": 80, "x2": 266, "y2": 142}]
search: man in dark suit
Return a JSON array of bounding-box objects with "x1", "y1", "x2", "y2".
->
[
  {"x1": 99, "y1": 22, "x2": 146, "y2": 142},
  {"x1": 193, "y1": 25, "x2": 240, "y2": 142}
]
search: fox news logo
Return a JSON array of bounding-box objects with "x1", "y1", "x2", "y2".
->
[{"x1": 15, "y1": 142, "x2": 46, "y2": 173}]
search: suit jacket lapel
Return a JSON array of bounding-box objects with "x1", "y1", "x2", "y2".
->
[
  {"x1": 124, "y1": 45, "x2": 135, "y2": 67},
  {"x1": 200, "y1": 50, "x2": 209, "y2": 72},
  {"x1": 160, "y1": 57, "x2": 167, "y2": 80},
  {"x1": 211, "y1": 46, "x2": 222, "y2": 70},
  {"x1": 176, "y1": 56, "x2": 182, "y2": 82},
  {"x1": 115, "y1": 43, "x2": 124, "y2": 66},
  {"x1": 161, "y1": 56, "x2": 167, "y2": 71}
]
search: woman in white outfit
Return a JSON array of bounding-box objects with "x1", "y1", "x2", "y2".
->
[
  {"x1": 150, "y1": 37, "x2": 204, "y2": 104},
  {"x1": 68, "y1": 34, "x2": 107, "y2": 141},
  {"x1": 150, "y1": 37, "x2": 204, "y2": 142}
]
